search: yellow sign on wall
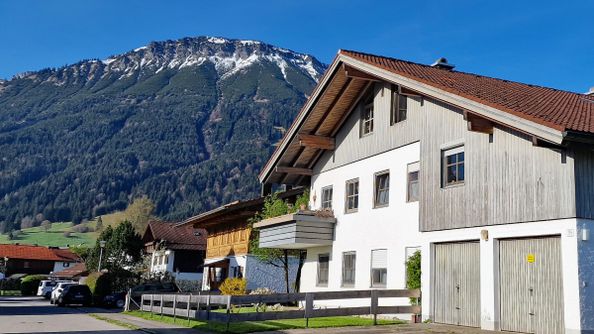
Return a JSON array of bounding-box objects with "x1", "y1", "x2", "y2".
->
[{"x1": 527, "y1": 254, "x2": 535, "y2": 263}]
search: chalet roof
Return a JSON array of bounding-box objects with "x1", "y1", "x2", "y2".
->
[
  {"x1": 0, "y1": 244, "x2": 80, "y2": 262},
  {"x1": 53, "y1": 262, "x2": 88, "y2": 279},
  {"x1": 259, "y1": 49, "x2": 594, "y2": 186},
  {"x1": 142, "y1": 221, "x2": 206, "y2": 251},
  {"x1": 340, "y1": 50, "x2": 594, "y2": 134},
  {"x1": 179, "y1": 188, "x2": 305, "y2": 229}
]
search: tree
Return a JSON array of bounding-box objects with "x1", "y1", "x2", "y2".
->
[
  {"x1": 95, "y1": 216, "x2": 104, "y2": 231},
  {"x1": 85, "y1": 221, "x2": 144, "y2": 291},
  {"x1": 35, "y1": 213, "x2": 45, "y2": 224},
  {"x1": 20, "y1": 216, "x2": 34, "y2": 229},
  {"x1": 249, "y1": 190, "x2": 309, "y2": 293},
  {"x1": 405, "y1": 250, "x2": 421, "y2": 305},
  {"x1": 41, "y1": 220, "x2": 52, "y2": 232},
  {"x1": 124, "y1": 196, "x2": 155, "y2": 233}
]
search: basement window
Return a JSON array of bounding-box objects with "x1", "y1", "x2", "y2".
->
[
  {"x1": 341, "y1": 251, "x2": 356, "y2": 287},
  {"x1": 442, "y1": 145, "x2": 465, "y2": 187}
]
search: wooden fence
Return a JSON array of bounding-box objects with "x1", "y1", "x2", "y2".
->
[{"x1": 135, "y1": 289, "x2": 421, "y2": 329}]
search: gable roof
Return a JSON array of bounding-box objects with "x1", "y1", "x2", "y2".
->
[
  {"x1": 0, "y1": 244, "x2": 80, "y2": 262},
  {"x1": 259, "y1": 49, "x2": 594, "y2": 185},
  {"x1": 142, "y1": 221, "x2": 206, "y2": 251},
  {"x1": 53, "y1": 262, "x2": 88, "y2": 279},
  {"x1": 340, "y1": 50, "x2": 594, "y2": 134}
]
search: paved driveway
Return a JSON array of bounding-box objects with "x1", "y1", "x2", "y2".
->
[{"x1": 0, "y1": 296, "x2": 140, "y2": 334}]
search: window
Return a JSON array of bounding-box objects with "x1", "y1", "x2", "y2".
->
[
  {"x1": 442, "y1": 146, "x2": 465, "y2": 187},
  {"x1": 407, "y1": 162, "x2": 420, "y2": 202},
  {"x1": 164, "y1": 253, "x2": 169, "y2": 265},
  {"x1": 317, "y1": 254, "x2": 330, "y2": 286},
  {"x1": 23, "y1": 261, "x2": 30, "y2": 269},
  {"x1": 371, "y1": 249, "x2": 387, "y2": 288},
  {"x1": 374, "y1": 171, "x2": 390, "y2": 207},
  {"x1": 321, "y1": 186, "x2": 333, "y2": 209},
  {"x1": 345, "y1": 179, "x2": 359, "y2": 213},
  {"x1": 360, "y1": 89, "x2": 374, "y2": 136},
  {"x1": 63, "y1": 262, "x2": 70, "y2": 268},
  {"x1": 231, "y1": 266, "x2": 244, "y2": 278},
  {"x1": 391, "y1": 85, "x2": 408, "y2": 124},
  {"x1": 342, "y1": 251, "x2": 356, "y2": 287}
]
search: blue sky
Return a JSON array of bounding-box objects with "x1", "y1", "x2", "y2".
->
[{"x1": 0, "y1": 1, "x2": 592, "y2": 93}]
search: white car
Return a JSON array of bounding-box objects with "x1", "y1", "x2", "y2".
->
[
  {"x1": 37, "y1": 280, "x2": 72, "y2": 299},
  {"x1": 50, "y1": 282, "x2": 77, "y2": 304}
]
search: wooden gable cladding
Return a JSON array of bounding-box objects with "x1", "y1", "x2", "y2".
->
[
  {"x1": 269, "y1": 70, "x2": 370, "y2": 185},
  {"x1": 205, "y1": 221, "x2": 251, "y2": 259}
]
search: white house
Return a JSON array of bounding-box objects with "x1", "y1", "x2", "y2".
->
[
  {"x1": 255, "y1": 50, "x2": 594, "y2": 334},
  {"x1": 142, "y1": 221, "x2": 207, "y2": 282}
]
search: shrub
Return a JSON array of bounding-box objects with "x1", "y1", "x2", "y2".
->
[
  {"x1": 86, "y1": 272, "x2": 112, "y2": 301},
  {"x1": 405, "y1": 250, "x2": 421, "y2": 305},
  {"x1": 219, "y1": 278, "x2": 247, "y2": 296},
  {"x1": 20, "y1": 275, "x2": 47, "y2": 296}
]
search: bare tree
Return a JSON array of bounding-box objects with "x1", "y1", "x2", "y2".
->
[
  {"x1": 41, "y1": 220, "x2": 52, "y2": 232},
  {"x1": 20, "y1": 216, "x2": 34, "y2": 229}
]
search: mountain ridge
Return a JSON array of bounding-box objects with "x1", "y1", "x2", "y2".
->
[{"x1": 0, "y1": 36, "x2": 327, "y2": 232}]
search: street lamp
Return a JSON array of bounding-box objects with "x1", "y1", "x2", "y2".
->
[{"x1": 97, "y1": 240, "x2": 106, "y2": 272}]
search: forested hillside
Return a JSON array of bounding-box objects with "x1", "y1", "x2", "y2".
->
[{"x1": 0, "y1": 36, "x2": 326, "y2": 232}]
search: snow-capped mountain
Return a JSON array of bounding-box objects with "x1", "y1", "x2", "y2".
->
[
  {"x1": 9, "y1": 36, "x2": 325, "y2": 87},
  {"x1": 0, "y1": 36, "x2": 326, "y2": 230}
]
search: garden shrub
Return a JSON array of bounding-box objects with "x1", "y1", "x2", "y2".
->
[
  {"x1": 405, "y1": 250, "x2": 421, "y2": 305},
  {"x1": 86, "y1": 272, "x2": 112, "y2": 301},
  {"x1": 20, "y1": 275, "x2": 47, "y2": 296},
  {"x1": 219, "y1": 277, "x2": 247, "y2": 296}
]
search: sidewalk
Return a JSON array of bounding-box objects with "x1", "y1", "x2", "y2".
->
[
  {"x1": 96, "y1": 312, "x2": 204, "y2": 334},
  {"x1": 261, "y1": 323, "x2": 511, "y2": 334}
]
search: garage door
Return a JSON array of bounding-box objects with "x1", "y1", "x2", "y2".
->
[
  {"x1": 433, "y1": 242, "x2": 481, "y2": 327},
  {"x1": 499, "y1": 237, "x2": 564, "y2": 334}
]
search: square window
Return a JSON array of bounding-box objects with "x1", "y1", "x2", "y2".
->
[
  {"x1": 442, "y1": 146, "x2": 465, "y2": 187},
  {"x1": 317, "y1": 254, "x2": 330, "y2": 286},
  {"x1": 321, "y1": 186, "x2": 333, "y2": 209},
  {"x1": 374, "y1": 172, "x2": 390, "y2": 207},
  {"x1": 345, "y1": 179, "x2": 359, "y2": 213},
  {"x1": 407, "y1": 162, "x2": 420, "y2": 202},
  {"x1": 342, "y1": 251, "x2": 356, "y2": 287}
]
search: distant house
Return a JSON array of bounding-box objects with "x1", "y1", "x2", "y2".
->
[
  {"x1": 142, "y1": 221, "x2": 207, "y2": 282},
  {"x1": 0, "y1": 244, "x2": 81, "y2": 277},
  {"x1": 178, "y1": 188, "x2": 303, "y2": 292},
  {"x1": 53, "y1": 262, "x2": 88, "y2": 280}
]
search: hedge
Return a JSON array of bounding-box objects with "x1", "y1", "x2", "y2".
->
[{"x1": 20, "y1": 275, "x2": 47, "y2": 296}]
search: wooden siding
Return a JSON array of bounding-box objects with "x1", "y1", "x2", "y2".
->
[
  {"x1": 259, "y1": 220, "x2": 334, "y2": 249},
  {"x1": 205, "y1": 222, "x2": 250, "y2": 259},
  {"x1": 312, "y1": 81, "x2": 580, "y2": 231}
]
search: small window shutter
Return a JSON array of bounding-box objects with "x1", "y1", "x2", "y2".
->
[{"x1": 371, "y1": 249, "x2": 387, "y2": 269}]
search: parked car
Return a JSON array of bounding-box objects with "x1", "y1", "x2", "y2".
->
[
  {"x1": 56, "y1": 285, "x2": 92, "y2": 307},
  {"x1": 37, "y1": 280, "x2": 72, "y2": 299},
  {"x1": 50, "y1": 282, "x2": 78, "y2": 304},
  {"x1": 128, "y1": 282, "x2": 179, "y2": 301},
  {"x1": 102, "y1": 291, "x2": 126, "y2": 308}
]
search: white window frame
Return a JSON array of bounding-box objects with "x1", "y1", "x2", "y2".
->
[
  {"x1": 321, "y1": 186, "x2": 333, "y2": 209},
  {"x1": 373, "y1": 170, "x2": 390, "y2": 208},
  {"x1": 317, "y1": 253, "x2": 330, "y2": 287},
  {"x1": 341, "y1": 251, "x2": 357, "y2": 287},
  {"x1": 442, "y1": 145, "x2": 465, "y2": 187},
  {"x1": 407, "y1": 162, "x2": 420, "y2": 202},
  {"x1": 370, "y1": 249, "x2": 388, "y2": 288},
  {"x1": 345, "y1": 178, "x2": 359, "y2": 213}
]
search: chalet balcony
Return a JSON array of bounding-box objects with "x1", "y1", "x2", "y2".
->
[{"x1": 253, "y1": 210, "x2": 336, "y2": 249}]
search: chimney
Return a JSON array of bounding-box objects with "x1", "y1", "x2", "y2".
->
[
  {"x1": 586, "y1": 87, "x2": 594, "y2": 96},
  {"x1": 431, "y1": 57, "x2": 455, "y2": 70}
]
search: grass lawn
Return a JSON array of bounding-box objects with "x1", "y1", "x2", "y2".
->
[
  {"x1": 126, "y1": 310, "x2": 405, "y2": 333},
  {"x1": 0, "y1": 222, "x2": 98, "y2": 247},
  {"x1": 0, "y1": 290, "x2": 21, "y2": 296}
]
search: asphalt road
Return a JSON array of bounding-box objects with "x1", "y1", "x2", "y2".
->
[{"x1": 0, "y1": 296, "x2": 141, "y2": 334}]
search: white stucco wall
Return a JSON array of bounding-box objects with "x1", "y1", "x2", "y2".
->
[
  {"x1": 301, "y1": 142, "x2": 421, "y2": 307},
  {"x1": 420, "y1": 218, "x2": 581, "y2": 333},
  {"x1": 52, "y1": 261, "x2": 75, "y2": 273}
]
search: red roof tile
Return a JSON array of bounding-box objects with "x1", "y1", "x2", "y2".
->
[
  {"x1": 143, "y1": 221, "x2": 206, "y2": 251},
  {"x1": 340, "y1": 50, "x2": 594, "y2": 134},
  {"x1": 0, "y1": 244, "x2": 80, "y2": 262},
  {"x1": 53, "y1": 262, "x2": 88, "y2": 279}
]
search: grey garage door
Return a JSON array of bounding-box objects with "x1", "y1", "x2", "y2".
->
[
  {"x1": 499, "y1": 236, "x2": 564, "y2": 334},
  {"x1": 433, "y1": 241, "x2": 481, "y2": 327}
]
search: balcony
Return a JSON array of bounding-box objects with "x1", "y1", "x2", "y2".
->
[{"x1": 253, "y1": 210, "x2": 336, "y2": 249}]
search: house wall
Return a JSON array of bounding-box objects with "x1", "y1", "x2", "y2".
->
[
  {"x1": 575, "y1": 148, "x2": 594, "y2": 219},
  {"x1": 419, "y1": 218, "x2": 582, "y2": 333},
  {"x1": 52, "y1": 261, "x2": 75, "y2": 273},
  {"x1": 577, "y1": 218, "x2": 594, "y2": 332},
  {"x1": 315, "y1": 81, "x2": 578, "y2": 231},
  {"x1": 6, "y1": 259, "x2": 54, "y2": 276},
  {"x1": 302, "y1": 141, "x2": 421, "y2": 302},
  {"x1": 205, "y1": 222, "x2": 251, "y2": 258}
]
